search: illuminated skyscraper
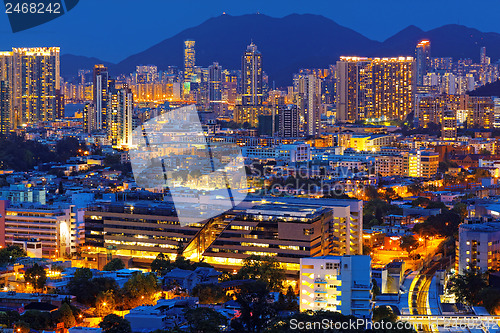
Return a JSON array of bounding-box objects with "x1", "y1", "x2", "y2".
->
[
  {"x1": 92, "y1": 64, "x2": 109, "y2": 130},
  {"x1": 415, "y1": 40, "x2": 431, "y2": 86},
  {"x1": 335, "y1": 57, "x2": 371, "y2": 123},
  {"x1": 8, "y1": 47, "x2": 60, "y2": 126},
  {"x1": 278, "y1": 104, "x2": 299, "y2": 138},
  {"x1": 183, "y1": 40, "x2": 196, "y2": 98},
  {"x1": 297, "y1": 74, "x2": 321, "y2": 135},
  {"x1": 336, "y1": 56, "x2": 415, "y2": 122},
  {"x1": 441, "y1": 110, "x2": 457, "y2": 140},
  {"x1": 235, "y1": 43, "x2": 265, "y2": 126},
  {"x1": 108, "y1": 86, "x2": 133, "y2": 147},
  {"x1": 480, "y1": 46, "x2": 487, "y2": 65},
  {"x1": 83, "y1": 102, "x2": 96, "y2": 133},
  {"x1": 208, "y1": 62, "x2": 223, "y2": 102},
  {"x1": 0, "y1": 52, "x2": 11, "y2": 134},
  {"x1": 241, "y1": 42, "x2": 263, "y2": 106}
]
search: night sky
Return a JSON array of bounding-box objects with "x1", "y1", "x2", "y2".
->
[{"x1": 1, "y1": 0, "x2": 499, "y2": 62}]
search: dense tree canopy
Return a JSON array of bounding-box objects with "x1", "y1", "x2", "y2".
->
[
  {"x1": 0, "y1": 246, "x2": 26, "y2": 265},
  {"x1": 184, "y1": 307, "x2": 227, "y2": 333},
  {"x1": 103, "y1": 258, "x2": 125, "y2": 271},
  {"x1": 122, "y1": 273, "x2": 159, "y2": 309},
  {"x1": 231, "y1": 255, "x2": 286, "y2": 292},
  {"x1": 99, "y1": 314, "x2": 131, "y2": 333},
  {"x1": 24, "y1": 263, "x2": 47, "y2": 291}
]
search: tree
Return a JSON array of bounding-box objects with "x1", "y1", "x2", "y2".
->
[
  {"x1": 13, "y1": 321, "x2": 30, "y2": 333},
  {"x1": 478, "y1": 287, "x2": 500, "y2": 314},
  {"x1": 372, "y1": 306, "x2": 398, "y2": 322},
  {"x1": 0, "y1": 310, "x2": 20, "y2": 327},
  {"x1": 20, "y1": 311, "x2": 52, "y2": 331},
  {"x1": 58, "y1": 303, "x2": 76, "y2": 328},
  {"x1": 447, "y1": 269, "x2": 488, "y2": 305},
  {"x1": 24, "y1": 263, "x2": 47, "y2": 291},
  {"x1": 191, "y1": 283, "x2": 228, "y2": 305},
  {"x1": 364, "y1": 185, "x2": 379, "y2": 200},
  {"x1": 96, "y1": 290, "x2": 116, "y2": 317},
  {"x1": 399, "y1": 235, "x2": 419, "y2": 254},
  {"x1": 473, "y1": 168, "x2": 491, "y2": 182},
  {"x1": 99, "y1": 314, "x2": 131, "y2": 333},
  {"x1": 150, "y1": 253, "x2": 171, "y2": 276},
  {"x1": 122, "y1": 273, "x2": 159, "y2": 309},
  {"x1": 451, "y1": 202, "x2": 468, "y2": 220},
  {"x1": 233, "y1": 280, "x2": 276, "y2": 333},
  {"x1": 363, "y1": 199, "x2": 402, "y2": 227},
  {"x1": 56, "y1": 137, "x2": 86, "y2": 162},
  {"x1": 0, "y1": 245, "x2": 27, "y2": 265},
  {"x1": 58, "y1": 181, "x2": 65, "y2": 195},
  {"x1": 413, "y1": 210, "x2": 461, "y2": 237},
  {"x1": 234, "y1": 255, "x2": 285, "y2": 292},
  {"x1": 184, "y1": 307, "x2": 226, "y2": 333},
  {"x1": 67, "y1": 268, "x2": 97, "y2": 306},
  {"x1": 93, "y1": 277, "x2": 120, "y2": 296},
  {"x1": 276, "y1": 286, "x2": 298, "y2": 311},
  {"x1": 103, "y1": 258, "x2": 125, "y2": 271},
  {"x1": 372, "y1": 279, "x2": 381, "y2": 298},
  {"x1": 479, "y1": 148, "x2": 492, "y2": 155}
]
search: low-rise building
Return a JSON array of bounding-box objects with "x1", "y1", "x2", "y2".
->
[{"x1": 299, "y1": 255, "x2": 371, "y2": 318}]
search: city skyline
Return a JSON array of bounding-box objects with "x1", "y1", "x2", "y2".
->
[{"x1": 1, "y1": 0, "x2": 500, "y2": 63}]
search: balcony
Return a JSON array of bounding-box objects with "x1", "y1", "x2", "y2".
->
[
  {"x1": 352, "y1": 282, "x2": 370, "y2": 289},
  {"x1": 314, "y1": 278, "x2": 327, "y2": 284},
  {"x1": 314, "y1": 290, "x2": 327, "y2": 294}
]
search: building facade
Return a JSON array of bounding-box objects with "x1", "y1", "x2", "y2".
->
[
  {"x1": 457, "y1": 222, "x2": 500, "y2": 273},
  {"x1": 336, "y1": 57, "x2": 415, "y2": 122},
  {"x1": 83, "y1": 197, "x2": 363, "y2": 275},
  {"x1": 299, "y1": 255, "x2": 372, "y2": 317}
]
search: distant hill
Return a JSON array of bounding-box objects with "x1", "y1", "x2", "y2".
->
[
  {"x1": 60, "y1": 54, "x2": 114, "y2": 80},
  {"x1": 110, "y1": 13, "x2": 378, "y2": 86},
  {"x1": 375, "y1": 24, "x2": 500, "y2": 61},
  {"x1": 61, "y1": 14, "x2": 500, "y2": 86},
  {"x1": 469, "y1": 79, "x2": 500, "y2": 97}
]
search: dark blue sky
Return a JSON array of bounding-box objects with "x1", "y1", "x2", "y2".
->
[{"x1": 1, "y1": 0, "x2": 500, "y2": 63}]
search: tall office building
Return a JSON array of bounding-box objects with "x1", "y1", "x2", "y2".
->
[
  {"x1": 297, "y1": 74, "x2": 321, "y2": 136},
  {"x1": 108, "y1": 86, "x2": 133, "y2": 147},
  {"x1": 335, "y1": 58, "x2": 371, "y2": 123},
  {"x1": 10, "y1": 47, "x2": 60, "y2": 126},
  {"x1": 441, "y1": 110, "x2": 457, "y2": 140},
  {"x1": 184, "y1": 40, "x2": 195, "y2": 82},
  {"x1": 468, "y1": 96, "x2": 495, "y2": 129},
  {"x1": 0, "y1": 81, "x2": 8, "y2": 134},
  {"x1": 242, "y1": 43, "x2": 263, "y2": 106},
  {"x1": 0, "y1": 52, "x2": 11, "y2": 134},
  {"x1": 416, "y1": 94, "x2": 467, "y2": 128},
  {"x1": 336, "y1": 56, "x2": 415, "y2": 122},
  {"x1": 415, "y1": 40, "x2": 431, "y2": 86},
  {"x1": 480, "y1": 46, "x2": 487, "y2": 65},
  {"x1": 83, "y1": 102, "x2": 96, "y2": 133},
  {"x1": 278, "y1": 105, "x2": 299, "y2": 138},
  {"x1": 92, "y1": 64, "x2": 109, "y2": 130},
  {"x1": 235, "y1": 43, "x2": 265, "y2": 126},
  {"x1": 208, "y1": 62, "x2": 223, "y2": 102},
  {"x1": 183, "y1": 40, "x2": 196, "y2": 100}
]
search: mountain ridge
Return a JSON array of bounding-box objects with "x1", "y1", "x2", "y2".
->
[{"x1": 60, "y1": 14, "x2": 500, "y2": 86}]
